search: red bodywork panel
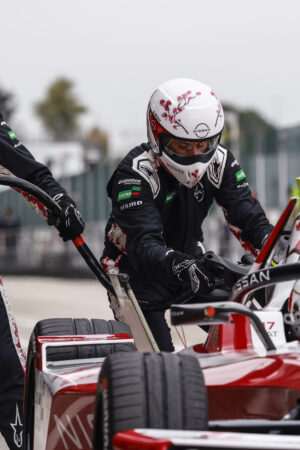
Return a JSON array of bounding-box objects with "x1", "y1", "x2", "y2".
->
[
  {"x1": 113, "y1": 430, "x2": 172, "y2": 449},
  {"x1": 46, "y1": 392, "x2": 96, "y2": 450},
  {"x1": 204, "y1": 351, "x2": 300, "y2": 419},
  {"x1": 201, "y1": 314, "x2": 254, "y2": 353},
  {"x1": 190, "y1": 310, "x2": 300, "y2": 420},
  {"x1": 33, "y1": 334, "x2": 134, "y2": 450}
]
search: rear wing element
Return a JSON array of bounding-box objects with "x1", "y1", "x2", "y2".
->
[
  {"x1": 36, "y1": 334, "x2": 134, "y2": 372},
  {"x1": 170, "y1": 301, "x2": 275, "y2": 351}
]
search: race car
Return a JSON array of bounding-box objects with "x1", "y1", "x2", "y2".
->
[
  {"x1": 23, "y1": 281, "x2": 300, "y2": 449},
  {"x1": 0, "y1": 175, "x2": 299, "y2": 450},
  {"x1": 93, "y1": 218, "x2": 300, "y2": 449}
]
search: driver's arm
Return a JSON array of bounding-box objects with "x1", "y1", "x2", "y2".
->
[
  {"x1": 109, "y1": 168, "x2": 214, "y2": 294},
  {"x1": 0, "y1": 114, "x2": 85, "y2": 241},
  {"x1": 110, "y1": 168, "x2": 172, "y2": 281}
]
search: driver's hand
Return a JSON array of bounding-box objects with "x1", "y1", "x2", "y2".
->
[
  {"x1": 48, "y1": 193, "x2": 85, "y2": 242},
  {"x1": 170, "y1": 251, "x2": 215, "y2": 294}
]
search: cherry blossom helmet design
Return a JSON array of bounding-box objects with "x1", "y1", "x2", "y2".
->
[{"x1": 147, "y1": 78, "x2": 224, "y2": 188}]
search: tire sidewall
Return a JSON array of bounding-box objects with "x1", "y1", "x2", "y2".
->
[{"x1": 94, "y1": 361, "x2": 112, "y2": 450}]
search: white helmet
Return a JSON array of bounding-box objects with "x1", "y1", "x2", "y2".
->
[{"x1": 147, "y1": 78, "x2": 224, "y2": 188}]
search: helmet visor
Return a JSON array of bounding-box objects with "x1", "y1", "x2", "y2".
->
[{"x1": 159, "y1": 133, "x2": 220, "y2": 165}]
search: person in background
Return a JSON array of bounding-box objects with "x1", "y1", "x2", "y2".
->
[
  {"x1": 101, "y1": 78, "x2": 273, "y2": 352},
  {"x1": 0, "y1": 113, "x2": 85, "y2": 449}
]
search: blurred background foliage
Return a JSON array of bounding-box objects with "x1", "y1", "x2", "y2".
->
[{"x1": 34, "y1": 77, "x2": 87, "y2": 141}]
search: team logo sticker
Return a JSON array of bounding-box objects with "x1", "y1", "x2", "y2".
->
[
  {"x1": 120, "y1": 200, "x2": 143, "y2": 211},
  {"x1": 194, "y1": 182, "x2": 204, "y2": 202},
  {"x1": 165, "y1": 191, "x2": 177, "y2": 204},
  {"x1": 237, "y1": 182, "x2": 249, "y2": 189},
  {"x1": 8, "y1": 131, "x2": 16, "y2": 140},
  {"x1": 118, "y1": 178, "x2": 141, "y2": 186},
  {"x1": 193, "y1": 123, "x2": 210, "y2": 138},
  {"x1": 235, "y1": 169, "x2": 246, "y2": 182},
  {"x1": 10, "y1": 403, "x2": 23, "y2": 448},
  {"x1": 132, "y1": 152, "x2": 160, "y2": 198},
  {"x1": 117, "y1": 186, "x2": 141, "y2": 202}
]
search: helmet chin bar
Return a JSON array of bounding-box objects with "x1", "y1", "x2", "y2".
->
[{"x1": 158, "y1": 151, "x2": 214, "y2": 188}]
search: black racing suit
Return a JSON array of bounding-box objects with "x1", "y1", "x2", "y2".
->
[
  {"x1": 101, "y1": 143, "x2": 273, "y2": 351},
  {"x1": 0, "y1": 114, "x2": 68, "y2": 449}
]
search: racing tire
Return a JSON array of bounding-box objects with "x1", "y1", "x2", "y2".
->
[
  {"x1": 93, "y1": 352, "x2": 208, "y2": 450},
  {"x1": 23, "y1": 318, "x2": 134, "y2": 449}
]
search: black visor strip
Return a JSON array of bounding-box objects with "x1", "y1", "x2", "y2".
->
[{"x1": 159, "y1": 133, "x2": 218, "y2": 165}]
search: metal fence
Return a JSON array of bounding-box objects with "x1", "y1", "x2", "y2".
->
[
  {"x1": 0, "y1": 215, "x2": 245, "y2": 277},
  {"x1": 0, "y1": 222, "x2": 106, "y2": 277},
  {"x1": 0, "y1": 151, "x2": 296, "y2": 275},
  {"x1": 0, "y1": 162, "x2": 116, "y2": 228}
]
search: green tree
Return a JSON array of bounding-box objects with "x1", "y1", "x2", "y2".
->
[
  {"x1": 35, "y1": 77, "x2": 87, "y2": 140},
  {"x1": 82, "y1": 126, "x2": 109, "y2": 168},
  {"x1": 0, "y1": 86, "x2": 16, "y2": 121}
]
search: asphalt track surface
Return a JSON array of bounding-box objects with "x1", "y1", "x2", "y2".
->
[{"x1": 0, "y1": 275, "x2": 205, "y2": 449}]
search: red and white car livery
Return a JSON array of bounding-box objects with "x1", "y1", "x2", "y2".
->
[{"x1": 26, "y1": 333, "x2": 134, "y2": 450}]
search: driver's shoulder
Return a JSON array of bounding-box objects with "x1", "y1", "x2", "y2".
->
[{"x1": 206, "y1": 144, "x2": 230, "y2": 189}]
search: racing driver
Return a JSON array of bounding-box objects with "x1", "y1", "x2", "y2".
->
[
  {"x1": 0, "y1": 113, "x2": 85, "y2": 449},
  {"x1": 101, "y1": 78, "x2": 273, "y2": 352}
]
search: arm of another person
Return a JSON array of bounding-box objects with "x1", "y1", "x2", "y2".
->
[
  {"x1": 215, "y1": 151, "x2": 273, "y2": 256},
  {"x1": 0, "y1": 114, "x2": 84, "y2": 240}
]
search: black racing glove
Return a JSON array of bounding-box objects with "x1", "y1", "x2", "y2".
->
[
  {"x1": 47, "y1": 193, "x2": 85, "y2": 242},
  {"x1": 170, "y1": 251, "x2": 215, "y2": 295}
]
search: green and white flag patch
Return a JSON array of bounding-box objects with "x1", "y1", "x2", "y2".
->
[
  {"x1": 8, "y1": 131, "x2": 16, "y2": 140},
  {"x1": 165, "y1": 191, "x2": 177, "y2": 203},
  {"x1": 117, "y1": 186, "x2": 141, "y2": 202},
  {"x1": 235, "y1": 169, "x2": 246, "y2": 182}
]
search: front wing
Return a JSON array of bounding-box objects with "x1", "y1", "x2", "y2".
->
[{"x1": 113, "y1": 428, "x2": 300, "y2": 449}]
